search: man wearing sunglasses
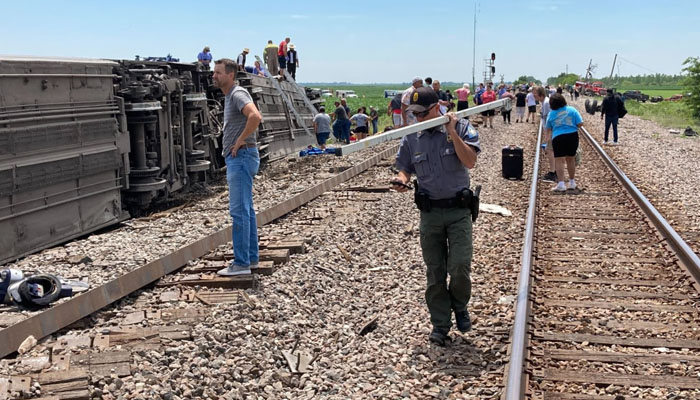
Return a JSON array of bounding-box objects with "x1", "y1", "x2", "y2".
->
[{"x1": 391, "y1": 87, "x2": 481, "y2": 346}]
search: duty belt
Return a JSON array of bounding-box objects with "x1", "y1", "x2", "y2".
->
[{"x1": 428, "y1": 197, "x2": 462, "y2": 208}]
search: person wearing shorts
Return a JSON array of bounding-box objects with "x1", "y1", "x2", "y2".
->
[
  {"x1": 350, "y1": 109, "x2": 370, "y2": 140},
  {"x1": 455, "y1": 83, "x2": 470, "y2": 111},
  {"x1": 480, "y1": 83, "x2": 497, "y2": 128},
  {"x1": 526, "y1": 88, "x2": 537, "y2": 123},
  {"x1": 545, "y1": 93, "x2": 583, "y2": 192},
  {"x1": 278, "y1": 37, "x2": 290, "y2": 76}
]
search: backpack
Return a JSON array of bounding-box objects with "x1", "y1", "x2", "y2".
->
[
  {"x1": 617, "y1": 96, "x2": 627, "y2": 118},
  {"x1": 390, "y1": 93, "x2": 402, "y2": 111}
]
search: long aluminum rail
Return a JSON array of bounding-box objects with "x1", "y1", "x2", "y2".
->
[
  {"x1": 337, "y1": 98, "x2": 511, "y2": 156},
  {"x1": 503, "y1": 120, "x2": 543, "y2": 400}
]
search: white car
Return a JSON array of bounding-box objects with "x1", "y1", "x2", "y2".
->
[
  {"x1": 336, "y1": 90, "x2": 358, "y2": 98},
  {"x1": 321, "y1": 90, "x2": 333, "y2": 98}
]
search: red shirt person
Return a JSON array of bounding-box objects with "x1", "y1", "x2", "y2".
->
[
  {"x1": 278, "y1": 37, "x2": 290, "y2": 75},
  {"x1": 480, "y1": 84, "x2": 497, "y2": 128}
]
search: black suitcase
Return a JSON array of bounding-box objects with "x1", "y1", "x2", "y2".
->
[{"x1": 502, "y1": 145, "x2": 523, "y2": 180}]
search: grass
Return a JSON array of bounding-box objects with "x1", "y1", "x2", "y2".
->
[{"x1": 624, "y1": 100, "x2": 700, "y2": 132}]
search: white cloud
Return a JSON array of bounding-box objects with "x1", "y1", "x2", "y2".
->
[{"x1": 290, "y1": 14, "x2": 309, "y2": 19}]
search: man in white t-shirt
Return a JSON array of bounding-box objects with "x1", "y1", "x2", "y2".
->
[
  {"x1": 401, "y1": 77, "x2": 423, "y2": 126},
  {"x1": 526, "y1": 88, "x2": 537, "y2": 124}
]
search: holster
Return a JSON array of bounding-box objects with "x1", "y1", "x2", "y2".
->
[
  {"x1": 414, "y1": 180, "x2": 431, "y2": 212},
  {"x1": 470, "y1": 185, "x2": 481, "y2": 222}
]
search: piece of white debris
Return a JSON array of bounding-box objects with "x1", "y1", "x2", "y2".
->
[
  {"x1": 479, "y1": 203, "x2": 513, "y2": 217},
  {"x1": 18, "y1": 335, "x2": 37, "y2": 354},
  {"x1": 669, "y1": 129, "x2": 680, "y2": 134}
]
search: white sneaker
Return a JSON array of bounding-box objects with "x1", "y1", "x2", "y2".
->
[
  {"x1": 567, "y1": 181, "x2": 577, "y2": 190},
  {"x1": 612, "y1": 141, "x2": 620, "y2": 145},
  {"x1": 217, "y1": 265, "x2": 251, "y2": 276},
  {"x1": 552, "y1": 182, "x2": 567, "y2": 192},
  {"x1": 249, "y1": 262, "x2": 259, "y2": 270},
  {"x1": 603, "y1": 141, "x2": 609, "y2": 145}
]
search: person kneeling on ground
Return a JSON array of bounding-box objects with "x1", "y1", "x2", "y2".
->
[
  {"x1": 545, "y1": 93, "x2": 583, "y2": 192},
  {"x1": 391, "y1": 87, "x2": 481, "y2": 346}
]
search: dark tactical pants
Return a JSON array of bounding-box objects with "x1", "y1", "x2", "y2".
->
[{"x1": 419, "y1": 207, "x2": 473, "y2": 330}]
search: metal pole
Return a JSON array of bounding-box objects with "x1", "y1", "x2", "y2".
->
[
  {"x1": 472, "y1": 1, "x2": 477, "y2": 88},
  {"x1": 337, "y1": 99, "x2": 509, "y2": 156},
  {"x1": 610, "y1": 53, "x2": 618, "y2": 80}
]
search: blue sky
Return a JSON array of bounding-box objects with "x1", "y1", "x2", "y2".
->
[{"x1": 1, "y1": 0, "x2": 698, "y2": 84}]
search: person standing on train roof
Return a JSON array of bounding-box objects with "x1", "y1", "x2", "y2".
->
[
  {"x1": 278, "y1": 37, "x2": 290, "y2": 77},
  {"x1": 391, "y1": 87, "x2": 481, "y2": 346},
  {"x1": 212, "y1": 59, "x2": 263, "y2": 276},
  {"x1": 237, "y1": 48, "x2": 249, "y2": 71}
]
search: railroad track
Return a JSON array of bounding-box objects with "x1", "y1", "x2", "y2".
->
[{"x1": 505, "y1": 124, "x2": 700, "y2": 399}]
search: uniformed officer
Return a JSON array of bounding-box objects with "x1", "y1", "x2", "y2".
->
[{"x1": 391, "y1": 87, "x2": 481, "y2": 345}]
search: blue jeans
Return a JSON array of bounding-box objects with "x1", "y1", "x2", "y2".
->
[
  {"x1": 333, "y1": 119, "x2": 351, "y2": 144},
  {"x1": 604, "y1": 115, "x2": 619, "y2": 142},
  {"x1": 371, "y1": 119, "x2": 378, "y2": 134},
  {"x1": 226, "y1": 147, "x2": 260, "y2": 267}
]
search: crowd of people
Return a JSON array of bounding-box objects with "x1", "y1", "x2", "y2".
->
[{"x1": 196, "y1": 37, "x2": 301, "y2": 80}]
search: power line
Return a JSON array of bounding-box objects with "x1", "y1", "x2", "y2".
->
[{"x1": 618, "y1": 56, "x2": 659, "y2": 75}]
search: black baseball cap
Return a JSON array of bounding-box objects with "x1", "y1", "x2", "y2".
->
[{"x1": 407, "y1": 87, "x2": 439, "y2": 113}]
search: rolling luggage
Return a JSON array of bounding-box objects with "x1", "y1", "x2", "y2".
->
[{"x1": 502, "y1": 145, "x2": 523, "y2": 180}]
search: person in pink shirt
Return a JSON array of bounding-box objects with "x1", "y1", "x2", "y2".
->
[
  {"x1": 455, "y1": 83, "x2": 471, "y2": 111},
  {"x1": 480, "y1": 82, "x2": 497, "y2": 128}
]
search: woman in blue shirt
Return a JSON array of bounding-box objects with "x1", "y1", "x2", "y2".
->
[{"x1": 545, "y1": 93, "x2": 583, "y2": 192}]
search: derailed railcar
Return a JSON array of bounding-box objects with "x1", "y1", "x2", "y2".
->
[
  {"x1": 112, "y1": 59, "x2": 220, "y2": 209},
  {"x1": 0, "y1": 56, "x2": 319, "y2": 265},
  {"x1": 0, "y1": 56, "x2": 128, "y2": 264}
]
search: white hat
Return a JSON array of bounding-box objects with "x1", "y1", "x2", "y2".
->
[
  {"x1": 411, "y1": 76, "x2": 422, "y2": 84},
  {"x1": 463, "y1": 83, "x2": 469, "y2": 89},
  {"x1": 243, "y1": 48, "x2": 250, "y2": 53},
  {"x1": 289, "y1": 43, "x2": 295, "y2": 49}
]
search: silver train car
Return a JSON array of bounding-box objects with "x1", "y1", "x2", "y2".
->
[{"x1": 0, "y1": 56, "x2": 320, "y2": 264}]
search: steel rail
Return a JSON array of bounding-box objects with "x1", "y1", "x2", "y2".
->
[
  {"x1": 336, "y1": 98, "x2": 511, "y2": 156},
  {"x1": 503, "y1": 120, "x2": 543, "y2": 400},
  {"x1": 503, "y1": 123, "x2": 700, "y2": 399},
  {"x1": 0, "y1": 144, "x2": 399, "y2": 358},
  {"x1": 579, "y1": 126, "x2": 700, "y2": 285}
]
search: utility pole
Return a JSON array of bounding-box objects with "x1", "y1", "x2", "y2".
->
[
  {"x1": 472, "y1": 1, "x2": 478, "y2": 88},
  {"x1": 609, "y1": 53, "x2": 617, "y2": 80},
  {"x1": 566, "y1": 64, "x2": 568, "y2": 74}
]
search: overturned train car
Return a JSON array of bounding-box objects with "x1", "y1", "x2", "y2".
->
[{"x1": 0, "y1": 56, "x2": 320, "y2": 264}]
